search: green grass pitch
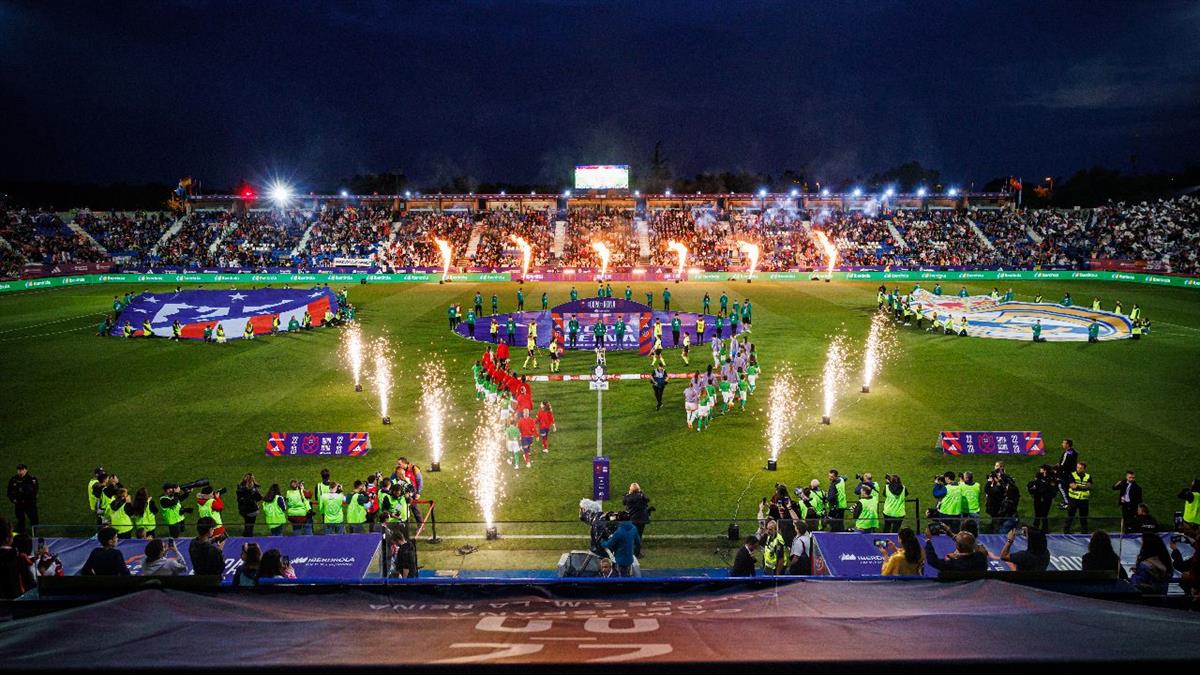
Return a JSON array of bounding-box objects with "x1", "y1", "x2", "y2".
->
[{"x1": 2, "y1": 280, "x2": 1198, "y2": 557}]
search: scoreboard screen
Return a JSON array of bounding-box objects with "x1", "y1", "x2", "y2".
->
[{"x1": 574, "y1": 165, "x2": 630, "y2": 190}]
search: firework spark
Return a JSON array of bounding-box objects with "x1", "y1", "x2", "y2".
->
[
  {"x1": 370, "y1": 338, "x2": 393, "y2": 423},
  {"x1": 667, "y1": 240, "x2": 688, "y2": 279},
  {"x1": 434, "y1": 238, "x2": 453, "y2": 281},
  {"x1": 821, "y1": 335, "x2": 850, "y2": 423},
  {"x1": 509, "y1": 234, "x2": 534, "y2": 278},
  {"x1": 736, "y1": 240, "x2": 760, "y2": 277},
  {"x1": 469, "y1": 403, "x2": 508, "y2": 530},
  {"x1": 766, "y1": 366, "x2": 799, "y2": 462},
  {"x1": 421, "y1": 359, "x2": 449, "y2": 467},
  {"x1": 591, "y1": 241, "x2": 611, "y2": 279},
  {"x1": 812, "y1": 230, "x2": 838, "y2": 280},
  {"x1": 862, "y1": 311, "x2": 898, "y2": 392},
  {"x1": 340, "y1": 322, "x2": 364, "y2": 391}
]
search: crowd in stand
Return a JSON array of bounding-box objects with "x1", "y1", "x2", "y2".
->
[{"x1": 1, "y1": 197, "x2": 1198, "y2": 279}]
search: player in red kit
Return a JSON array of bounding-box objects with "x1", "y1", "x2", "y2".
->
[
  {"x1": 536, "y1": 401, "x2": 556, "y2": 452},
  {"x1": 517, "y1": 411, "x2": 538, "y2": 467}
]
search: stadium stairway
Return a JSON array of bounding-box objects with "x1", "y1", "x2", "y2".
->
[
  {"x1": 1027, "y1": 225, "x2": 1044, "y2": 244},
  {"x1": 291, "y1": 217, "x2": 321, "y2": 258},
  {"x1": 636, "y1": 217, "x2": 650, "y2": 261},
  {"x1": 885, "y1": 220, "x2": 908, "y2": 250},
  {"x1": 967, "y1": 217, "x2": 996, "y2": 251},
  {"x1": 151, "y1": 214, "x2": 187, "y2": 257},
  {"x1": 552, "y1": 219, "x2": 566, "y2": 258},
  {"x1": 67, "y1": 220, "x2": 107, "y2": 255},
  {"x1": 0, "y1": 234, "x2": 23, "y2": 261},
  {"x1": 465, "y1": 222, "x2": 483, "y2": 259}
]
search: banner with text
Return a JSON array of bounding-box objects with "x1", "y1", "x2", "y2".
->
[
  {"x1": 266, "y1": 432, "x2": 371, "y2": 457},
  {"x1": 940, "y1": 431, "x2": 1044, "y2": 455}
]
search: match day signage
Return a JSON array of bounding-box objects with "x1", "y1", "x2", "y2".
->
[
  {"x1": 43, "y1": 534, "x2": 380, "y2": 582},
  {"x1": 593, "y1": 456, "x2": 611, "y2": 501},
  {"x1": 3, "y1": 269, "x2": 1200, "y2": 293},
  {"x1": 940, "y1": 431, "x2": 1044, "y2": 455},
  {"x1": 265, "y1": 432, "x2": 371, "y2": 457}
]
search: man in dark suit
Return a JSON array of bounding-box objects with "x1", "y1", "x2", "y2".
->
[
  {"x1": 1112, "y1": 470, "x2": 1143, "y2": 533},
  {"x1": 1056, "y1": 439, "x2": 1078, "y2": 509},
  {"x1": 730, "y1": 536, "x2": 759, "y2": 577}
]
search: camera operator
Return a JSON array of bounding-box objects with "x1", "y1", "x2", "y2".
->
[
  {"x1": 881, "y1": 474, "x2": 906, "y2": 533},
  {"x1": 826, "y1": 469, "x2": 848, "y2": 532},
  {"x1": 1027, "y1": 465, "x2": 1057, "y2": 532},
  {"x1": 985, "y1": 463, "x2": 1020, "y2": 533},
  {"x1": 236, "y1": 473, "x2": 263, "y2": 537},
  {"x1": 195, "y1": 485, "x2": 227, "y2": 538},
  {"x1": 853, "y1": 482, "x2": 880, "y2": 533},
  {"x1": 932, "y1": 472, "x2": 965, "y2": 532},
  {"x1": 379, "y1": 481, "x2": 412, "y2": 537},
  {"x1": 854, "y1": 472, "x2": 878, "y2": 498},
  {"x1": 189, "y1": 516, "x2": 226, "y2": 576},
  {"x1": 320, "y1": 483, "x2": 347, "y2": 534},
  {"x1": 285, "y1": 479, "x2": 314, "y2": 535},
  {"x1": 158, "y1": 483, "x2": 193, "y2": 538},
  {"x1": 6, "y1": 464, "x2": 38, "y2": 535},
  {"x1": 999, "y1": 526, "x2": 1050, "y2": 571},
  {"x1": 346, "y1": 481, "x2": 371, "y2": 534},
  {"x1": 141, "y1": 538, "x2": 189, "y2": 576}
]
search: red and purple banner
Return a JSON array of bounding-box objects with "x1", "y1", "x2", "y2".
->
[
  {"x1": 265, "y1": 432, "x2": 371, "y2": 457},
  {"x1": 940, "y1": 431, "x2": 1044, "y2": 455}
]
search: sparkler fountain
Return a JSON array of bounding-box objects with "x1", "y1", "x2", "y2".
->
[
  {"x1": 371, "y1": 338, "x2": 393, "y2": 424},
  {"x1": 470, "y1": 403, "x2": 507, "y2": 539},
  {"x1": 765, "y1": 367, "x2": 799, "y2": 471},
  {"x1": 861, "y1": 311, "x2": 897, "y2": 393},
  {"x1": 668, "y1": 240, "x2": 688, "y2": 280},
  {"x1": 421, "y1": 359, "x2": 449, "y2": 471},
  {"x1": 821, "y1": 335, "x2": 849, "y2": 425},
  {"x1": 341, "y1": 323, "x2": 364, "y2": 392},
  {"x1": 509, "y1": 234, "x2": 534, "y2": 279},
  {"x1": 591, "y1": 241, "x2": 611, "y2": 280},
  {"x1": 736, "y1": 240, "x2": 759, "y2": 282},
  {"x1": 813, "y1": 230, "x2": 838, "y2": 282},
  {"x1": 434, "y1": 238, "x2": 453, "y2": 282}
]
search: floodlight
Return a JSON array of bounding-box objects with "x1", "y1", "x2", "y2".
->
[
  {"x1": 665, "y1": 189, "x2": 672, "y2": 196},
  {"x1": 563, "y1": 189, "x2": 571, "y2": 198},
  {"x1": 340, "y1": 189, "x2": 349, "y2": 198},
  {"x1": 790, "y1": 189, "x2": 798, "y2": 197},
  {"x1": 821, "y1": 189, "x2": 830, "y2": 197},
  {"x1": 948, "y1": 188, "x2": 959, "y2": 197},
  {"x1": 268, "y1": 181, "x2": 293, "y2": 206},
  {"x1": 758, "y1": 189, "x2": 768, "y2": 198},
  {"x1": 885, "y1": 188, "x2": 895, "y2": 197},
  {"x1": 917, "y1": 187, "x2": 927, "y2": 197},
  {"x1": 852, "y1": 188, "x2": 863, "y2": 197}
]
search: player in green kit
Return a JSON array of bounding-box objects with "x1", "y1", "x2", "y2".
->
[
  {"x1": 645, "y1": 290, "x2": 653, "y2": 308},
  {"x1": 447, "y1": 305, "x2": 457, "y2": 329},
  {"x1": 1087, "y1": 320, "x2": 1099, "y2": 343},
  {"x1": 517, "y1": 288, "x2": 525, "y2": 311},
  {"x1": 662, "y1": 287, "x2": 671, "y2": 311},
  {"x1": 606, "y1": 283, "x2": 613, "y2": 298},
  {"x1": 491, "y1": 294, "x2": 499, "y2": 315},
  {"x1": 505, "y1": 419, "x2": 523, "y2": 469},
  {"x1": 541, "y1": 292, "x2": 548, "y2": 310},
  {"x1": 730, "y1": 306, "x2": 741, "y2": 335},
  {"x1": 696, "y1": 385, "x2": 710, "y2": 432},
  {"x1": 719, "y1": 292, "x2": 728, "y2": 315},
  {"x1": 736, "y1": 369, "x2": 749, "y2": 411},
  {"x1": 474, "y1": 291, "x2": 483, "y2": 316},
  {"x1": 670, "y1": 314, "x2": 682, "y2": 346},
  {"x1": 731, "y1": 299, "x2": 740, "y2": 324},
  {"x1": 703, "y1": 292, "x2": 711, "y2": 314},
  {"x1": 741, "y1": 299, "x2": 752, "y2": 331},
  {"x1": 715, "y1": 313, "x2": 726, "y2": 339},
  {"x1": 592, "y1": 318, "x2": 606, "y2": 349},
  {"x1": 1032, "y1": 320, "x2": 1044, "y2": 343},
  {"x1": 624, "y1": 286, "x2": 633, "y2": 302},
  {"x1": 746, "y1": 357, "x2": 760, "y2": 394},
  {"x1": 704, "y1": 377, "x2": 718, "y2": 424},
  {"x1": 614, "y1": 315, "x2": 627, "y2": 347},
  {"x1": 570, "y1": 286, "x2": 578, "y2": 301},
  {"x1": 597, "y1": 283, "x2": 604, "y2": 297},
  {"x1": 466, "y1": 309, "x2": 476, "y2": 337}
]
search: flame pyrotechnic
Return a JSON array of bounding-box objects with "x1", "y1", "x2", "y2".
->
[
  {"x1": 667, "y1": 240, "x2": 688, "y2": 279},
  {"x1": 371, "y1": 338, "x2": 393, "y2": 423},
  {"x1": 470, "y1": 403, "x2": 507, "y2": 533},
  {"x1": 591, "y1": 241, "x2": 611, "y2": 279},
  {"x1": 813, "y1": 230, "x2": 838, "y2": 280},
  {"x1": 862, "y1": 312, "x2": 897, "y2": 393},
  {"x1": 421, "y1": 359, "x2": 449, "y2": 468},
  {"x1": 434, "y1": 238, "x2": 453, "y2": 281},
  {"x1": 736, "y1": 241, "x2": 760, "y2": 277},
  {"x1": 509, "y1": 235, "x2": 534, "y2": 278},
  {"x1": 821, "y1": 335, "x2": 850, "y2": 424},
  {"x1": 766, "y1": 367, "x2": 800, "y2": 463},
  {"x1": 341, "y1": 323, "x2": 364, "y2": 391}
]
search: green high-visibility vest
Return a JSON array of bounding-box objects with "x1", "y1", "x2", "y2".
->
[
  {"x1": 134, "y1": 505, "x2": 157, "y2": 531},
  {"x1": 962, "y1": 482, "x2": 982, "y2": 513},
  {"x1": 762, "y1": 532, "x2": 786, "y2": 571},
  {"x1": 940, "y1": 483, "x2": 964, "y2": 516},
  {"x1": 321, "y1": 494, "x2": 345, "y2": 524},
  {"x1": 855, "y1": 496, "x2": 880, "y2": 531},
  {"x1": 883, "y1": 486, "x2": 906, "y2": 518},
  {"x1": 262, "y1": 497, "x2": 286, "y2": 529},
  {"x1": 1067, "y1": 472, "x2": 1091, "y2": 501},
  {"x1": 810, "y1": 492, "x2": 827, "y2": 517},
  {"x1": 109, "y1": 503, "x2": 133, "y2": 534},
  {"x1": 88, "y1": 479, "x2": 100, "y2": 513},
  {"x1": 1184, "y1": 492, "x2": 1200, "y2": 526},
  {"x1": 198, "y1": 498, "x2": 222, "y2": 526},
  {"x1": 159, "y1": 495, "x2": 184, "y2": 526},
  {"x1": 99, "y1": 489, "x2": 114, "y2": 516},
  {"x1": 833, "y1": 478, "x2": 847, "y2": 509},
  {"x1": 346, "y1": 494, "x2": 368, "y2": 524},
  {"x1": 285, "y1": 489, "x2": 309, "y2": 517}
]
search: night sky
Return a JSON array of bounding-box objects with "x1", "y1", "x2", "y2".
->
[{"x1": 3, "y1": 1, "x2": 1198, "y2": 190}]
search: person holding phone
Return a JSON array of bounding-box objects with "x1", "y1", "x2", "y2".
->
[
  {"x1": 140, "y1": 538, "x2": 188, "y2": 576},
  {"x1": 999, "y1": 526, "x2": 1050, "y2": 571},
  {"x1": 879, "y1": 527, "x2": 924, "y2": 576}
]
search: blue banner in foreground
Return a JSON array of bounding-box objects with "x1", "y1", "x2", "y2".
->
[{"x1": 44, "y1": 534, "x2": 381, "y2": 582}]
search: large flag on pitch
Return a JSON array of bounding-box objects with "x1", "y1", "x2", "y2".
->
[{"x1": 111, "y1": 288, "x2": 339, "y2": 339}]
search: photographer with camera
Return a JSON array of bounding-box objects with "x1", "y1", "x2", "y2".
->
[
  {"x1": 236, "y1": 473, "x2": 263, "y2": 537},
  {"x1": 932, "y1": 472, "x2": 966, "y2": 532},
  {"x1": 853, "y1": 482, "x2": 880, "y2": 533},
  {"x1": 284, "y1": 479, "x2": 313, "y2": 535},
  {"x1": 999, "y1": 526, "x2": 1050, "y2": 571},
  {"x1": 141, "y1": 538, "x2": 189, "y2": 576},
  {"x1": 986, "y1": 462, "x2": 1020, "y2": 534},
  {"x1": 319, "y1": 483, "x2": 347, "y2": 534},
  {"x1": 1027, "y1": 465, "x2": 1057, "y2": 533},
  {"x1": 189, "y1": 516, "x2": 225, "y2": 576},
  {"x1": 195, "y1": 485, "x2": 227, "y2": 538},
  {"x1": 158, "y1": 482, "x2": 194, "y2": 538},
  {"x1": 346, "y1": 481, "x2": 372, "y2": 534},
  {"x1": 261, "y1": 484, "x2": 287, "y2": 535},
  {"x1": 881, "y1": 474, "x2": 906, "y2": 533},
  {"x1": 826, "y1": 469, "x2": 848, "y2": 532}
]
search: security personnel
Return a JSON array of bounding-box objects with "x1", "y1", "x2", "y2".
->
[
  {"x1": 345, "y1": 482, "x2": 370, "y2": 534},
  {"x1": 1063, "y1": 462, "x2": 1092, "y2": 534},
  {"x1": 285, "y1": 480, "x2": 312, "y2": 535},
  {"x1": 827, "y1": 470, "x2": 848, "y2": 532},
  {"x1": 1034, "y1": 293, "x2": 1043, "y2": 303},
  {"x1": 855, "y1": 484, "x2": 880, "y2": 532},
  {"x1": 1132, "y1": 320, "x2": 1143, "y2": 340},
  {"x1": 1130, "y1": 304, "x2": 1141, "y2": 321},
  {"x1": 171, "y1": 320, "x2": 182, "y2": 340},
  {"x1": 243, "y1": 321, "x2": 255, "y2": 340},
  {"x1": 490, "y1": 318, "x2": 500, "y2": 343},
  {"x1": 142, "y1": 319, "x2": 153, "y2": 336},
  {"x1": 1092, "y1": 297, "x2": 1101, "y2": 311},
  {"x1": 882, "y1": 476, "x2": 906, "y2": 533},
  {"x1": 158, "y1": 483, "x2": 190, "y2": 538},
  {"x1": 1114, "y1": 300, "x2": 1123, "y2": 315},
  {"x1": 759, "y1": 519, "x2": 787, "y2": 575},
  {"x1": 215, "y1": 323, "x2": 227, "y2": 343},
  {"x1": 7, "y1": 464, "x2": 38, "y2": 534},
  {"x1": 877, "y1": 289, "x2": 886, "y2": 307}
]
